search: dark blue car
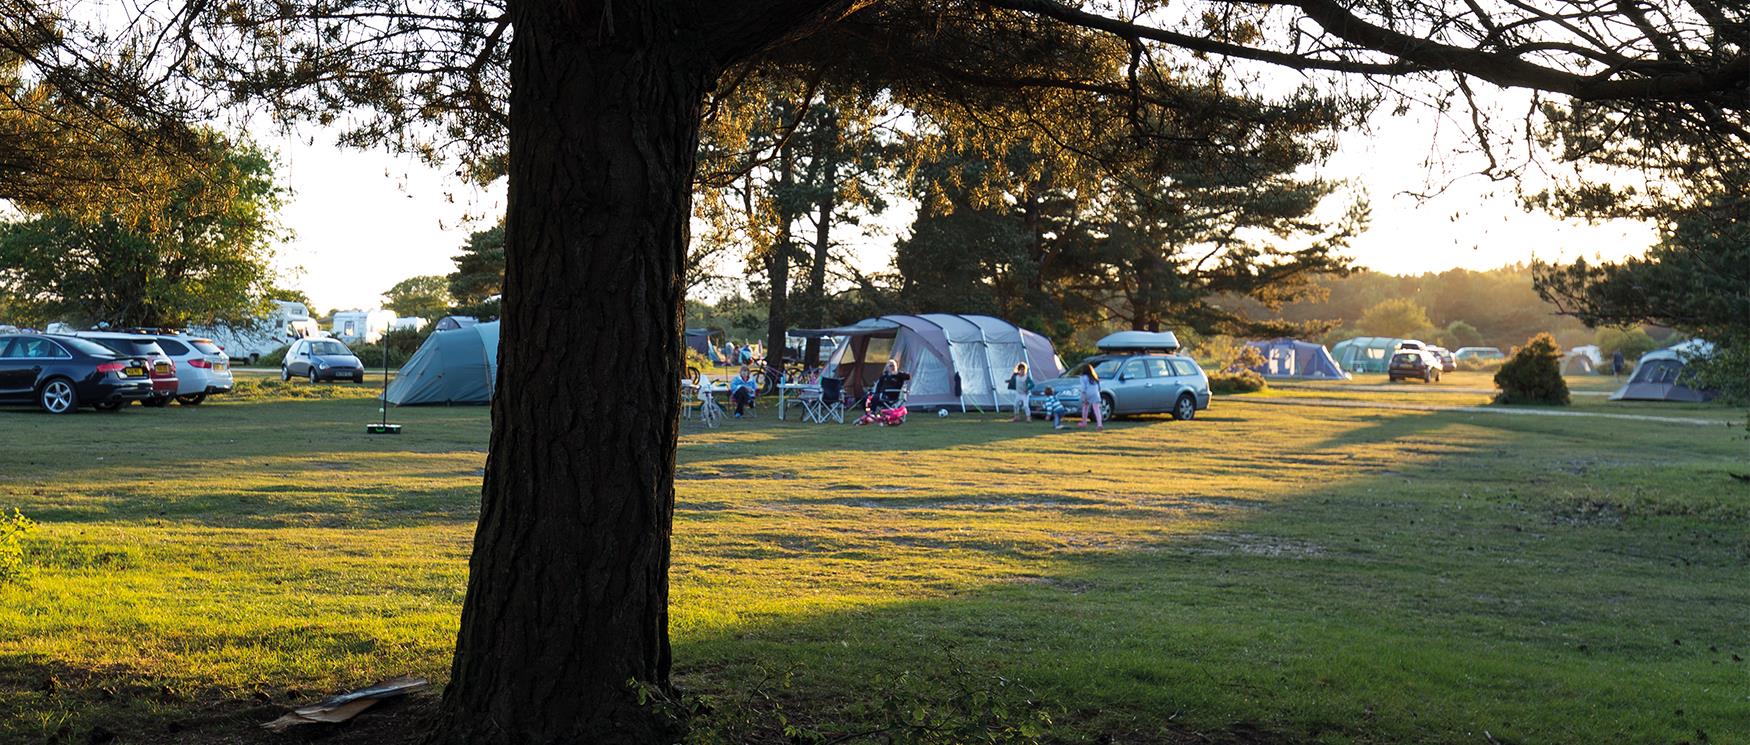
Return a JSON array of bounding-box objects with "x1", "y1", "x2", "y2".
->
[{"x1": 0, "y1": 334, "x2": 157, "y2": 413}]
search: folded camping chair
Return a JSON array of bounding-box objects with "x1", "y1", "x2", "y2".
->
[{"x1": 804, "y1": 377, "x2": 845, "y2": 423}]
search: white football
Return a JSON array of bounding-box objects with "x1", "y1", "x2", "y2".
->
[{"x1": 937, "y1": 408, "x2": 949, "y2": 417}]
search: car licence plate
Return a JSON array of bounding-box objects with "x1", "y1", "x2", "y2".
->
[{"x1": 125, "y1": 365, "x2": 145, "y2": 377}]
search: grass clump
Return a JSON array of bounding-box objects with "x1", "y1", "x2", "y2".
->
[{"x1": 1494, "y1": 333, "x2": 1570, "y2": 405}]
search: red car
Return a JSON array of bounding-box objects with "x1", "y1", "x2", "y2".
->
[{"x1": 77, "y1": 332, "x2": 179, "y2": 406}]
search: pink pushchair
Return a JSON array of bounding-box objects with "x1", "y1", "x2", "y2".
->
[{"x1": 855, "y1": 372, "x2": 910, "y2": 426}]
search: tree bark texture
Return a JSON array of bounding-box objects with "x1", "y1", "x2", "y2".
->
[
  {"x1": 802, "y1": 166, "x2": 834, "y2": 368},
  {"x1": 431, "y1": 2, "x2": 712, "y2": 741}
]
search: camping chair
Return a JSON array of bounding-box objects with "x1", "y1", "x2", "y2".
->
[{"x1": 804, "y1": 377, "x2": 845, "y2": 424}]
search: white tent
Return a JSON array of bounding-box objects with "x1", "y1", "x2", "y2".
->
[{"x1": 802, "y1": 314, "x2": 1063, "y2": 410}]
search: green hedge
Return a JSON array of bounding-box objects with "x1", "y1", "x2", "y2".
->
[{"x1": 1208, "y1": 369, "x2": 1267, "y2": 394}]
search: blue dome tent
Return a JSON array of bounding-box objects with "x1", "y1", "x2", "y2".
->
[
  {"x1": 385, "y1": 321, "x2": 500, "y2": 405},
  {"x1": 1246, "y1": 338, "x2": 1348, "y2": 379}
]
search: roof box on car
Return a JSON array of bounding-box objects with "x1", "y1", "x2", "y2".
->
[{"x1": 1096, "y1": 331, "x2": 1179, "y2": 354}]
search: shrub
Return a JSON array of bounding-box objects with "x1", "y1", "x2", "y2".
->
[
  {"x1": 1457, "y1": 357, "x2": 1504, "y2": 373},
  {"x1": 1229, "y1": 344, "x2": 1267, "y2": 372},
  {"x1": 1208, "y1": 369, "x2": 1267, "y2": 394},
  {"x1": 255, "y1": 345, "x2": 291, "y2": 368},
  {"x1": 0, "y1": 508, "x2": 36, "y2": 584},
  {"x1": 1494, "y1": 333, "x2": 1570, "y2": 405}
]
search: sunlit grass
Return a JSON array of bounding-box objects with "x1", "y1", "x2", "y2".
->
[{"x1": 0, "y1": 384, "x2": 1745, "y2": 743}]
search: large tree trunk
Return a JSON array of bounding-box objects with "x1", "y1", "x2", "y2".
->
[
  {"x1": 802, "y1": 140, "x2": 836, "y2": 368},
  {"x1": 431, "y1": 4, "x2": 711, "y2": 741},
  {"x1": 763, "y1": 139, "x2": 797, "y2": 377}
]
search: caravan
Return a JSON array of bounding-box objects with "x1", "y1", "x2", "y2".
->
[
  {"x1": 189, "y1": 300, "x2": 322, "y2": 365},
  {"x1": 331, "y1": 309, "x2": 399, "y2": 345}
]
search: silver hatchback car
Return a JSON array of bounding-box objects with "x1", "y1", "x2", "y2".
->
[{"x1": 1035, "y1": 353, "x2": 1211, "y2": 421}]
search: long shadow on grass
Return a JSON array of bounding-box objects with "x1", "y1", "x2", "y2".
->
[{"x1": 6, "y1": 402, "x2": 1746, "y2": 744}]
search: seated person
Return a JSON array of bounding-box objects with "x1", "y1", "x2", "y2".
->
[
  {"x1": 728, "y1": 366, "x2": 758, "y2": 418},
  {"x1": 869, "y1": 360, "x2": 910, "y2": 409}
]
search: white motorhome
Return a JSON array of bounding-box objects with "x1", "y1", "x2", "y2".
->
[
  {"x1": 331, "y1": 309, "x2": 398, "y2": 345},
  {"x1": 190, "y1": 300, "x2": 321, "y2": 364}
]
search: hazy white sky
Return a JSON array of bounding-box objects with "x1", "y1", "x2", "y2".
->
[{"x1": 268, "y1": 111, "x2": 1657, "y2": 314}]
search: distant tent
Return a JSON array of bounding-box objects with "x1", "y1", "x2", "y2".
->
[
  {"x1": 684, "y1": 328, "x2": 728, "y2": 365},
  {"x1": 385, "y1": 322, "x2": 499, "y2": 405},
  {"x1": 1563, "y1": 344, "x2": 1603, "y2": 375},
  {"x1": 433, "y1": 315, "x2": 479, "y2": 331},
  {"x1": 1610, "y1": 339, "x2": 1715, "y2": 402},
  {"x1": 1329, "y1": 336, "x2": 1406, "y2": 374},
  {"x1": 1246, "y1": 338, "x2": 1348, "y2": 379},
  {"x1": 794, "y1": 314, "x2": 1064, "y2": 410}
]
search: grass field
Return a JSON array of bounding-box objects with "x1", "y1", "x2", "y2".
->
[{"x1": 0, "y1": 375, "x2": 1745, "y2": 743}]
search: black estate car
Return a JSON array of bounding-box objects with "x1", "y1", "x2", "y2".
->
[{"x1": 0, "y1": 334, "x2": 156, "y2": 413}]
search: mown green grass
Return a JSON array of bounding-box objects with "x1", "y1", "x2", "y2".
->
[{"x1": 0, "y1": 380, "x2": 1745, "y2": 743}]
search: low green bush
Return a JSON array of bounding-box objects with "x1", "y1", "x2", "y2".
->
[
  {"x1": 1494, "y1": 333, "x2": 1570, "y2": 405},
  {"x1": 0, "y1": 508, "x2": 37, "y2": 584},
  {"x1": 1208, "y1": 369, "x2": 1267, "y2": 394},
  {"x1": 255, "y1": 345, "x2": 291, "y2": 368}
]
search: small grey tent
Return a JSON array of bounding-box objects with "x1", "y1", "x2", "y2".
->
[
  {"x1": 385, "y1": 321, "x2": 500, "y2": 405},
  {"x1": 1609, "y1": 339, "x2": 1715, "y2": 402}
]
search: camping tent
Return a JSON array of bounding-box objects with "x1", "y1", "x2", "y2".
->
[
  {"x1": 385, "y1": 321, "x2": 500, "y2": 405},
  {"x1": 795, "y1": 314, "x2": 1064, "y2": 410},
  {"x1": 433, "y1": 315, "x2": 479, "y2": 331},
  {"x1": 1329, "y1": 336, "x2": 1407, "y2": 373},
  {"x1": 1610, "y1": 339, "x2": 1715, "y2": 402},
  {"x1": 1246, "y1": 338, "x2": 1348, "y2": 379},
  {"x1": 1563, "y1": 344, "x2": 1603, "y2": 375}
]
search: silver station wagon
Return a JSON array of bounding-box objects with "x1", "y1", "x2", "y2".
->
[{"x1": 1031, "y1": 331, "x2": 1211, "y2": 421}]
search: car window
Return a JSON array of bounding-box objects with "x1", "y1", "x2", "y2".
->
[
  {"x1": 1169, "y1": 359, "x2": 1200, "y2": 377},
  {"x1": 1393, "y1": 353, "x2": 1419, "y2": 364},
  {"x1": 155, "y1": 338, "x2": 191, "y2": 355},
  {"x1": 10, "y1": 338, "x2": 70, "y2": 359},
  {"x1": 309, "y1": 340, "x2": 350, "y2": 356},
  {"x1": 1144, "y1": 358, "x2": 1173, "y2": 378},
  {"x1": 1119, "y1": 359, "x2": 1149, "y2": 380},
  {"x1": 93, "y1": 338, "x2": 164, "y2": 356},
  {"x1": 189, "y1": 340, "x2": 223, "y2": 355},
  {"x1": 0, "y1": 337, "x2": 14, "y2": 356},
  {"x1": 1067, "y1": 358, "x2": 1123, "y2": 381},
  {"x1": 54, "y1": 336, "x2": 120, "y2": 357}
]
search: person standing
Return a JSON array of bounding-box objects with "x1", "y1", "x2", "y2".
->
[
  {"x1": 1611, "y1": 349, "x2": 1625, "y2": 377},
  {"x1": 1078, "y1": 366, "x2": 1103, "y2": 431},
  {"x1": 1008, "y1": 362, "x2": 1034, "y2": 422}
]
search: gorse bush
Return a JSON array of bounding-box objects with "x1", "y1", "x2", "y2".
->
[
  {"x1": 1494, "y1": 333, "x2": 1570, "y2": 405},
  {"x1": 0, "y1": 508, "x2": 37, "y2": 584},
  {"x1": 1208, "y1": 369, "x2": 1267, "y2": 394}
]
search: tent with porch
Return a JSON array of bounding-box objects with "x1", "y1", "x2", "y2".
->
[
  {"x1": 1609, "y1": 339, "x2": 1715, "y2": 402},
  {"x1": 385, "y1": 321, "x2": 500, "y2": 405},
  {"x1": 1329, "y1": 336, "x2": 1406, "y2": 374},
  {"x1": 792, "y1": 314, "x2": 1064, "y2": 410},
  {"x1": 1245, "y1": 338, "x2": 1348, "y2": 379}
]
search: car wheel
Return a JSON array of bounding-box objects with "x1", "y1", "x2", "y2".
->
[
  {"x1": 309, "y1": 369, "x2": 320, "y2": 384},
  {"x1": 1172, "y1": 393, "x2": 1196, "y2": 421},
  {"x1": 176, "y1": 394, "x2": 206, "y2": 405},
  {"x1": 38, "y1": 378, "x2": 78, "y2": 414},
  {"x1": 1099, "y1": 394, "x2": 1115, "y2": 422},
  {"x1": 281, "y1": 366, "x2": 291, "y2": 381},
  {"x1": 94, "y1": 401, "x2": 123, "y2": 412}
]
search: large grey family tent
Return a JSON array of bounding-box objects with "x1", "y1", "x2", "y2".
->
[
  {"x1": 1329, "y1": 336, "x2": 1408, "y2": 373},
  {"x1": 1610, "y1": 339, "x2": 1715, "y2": 402},
  {"x1": 793, "y1": 314, "x2": 1064, "y2": 410},
  {"x1": 385, "y1": 321, "x2": 500, "y2": 405},
  {"x1": 1245, "y1": 338, "x2": 1347, "y2": 379}
]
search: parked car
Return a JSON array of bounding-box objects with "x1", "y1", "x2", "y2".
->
[
  {"x1": 76, "y1": 331, "x2": 179, "y2": 406},
  {"x1": 1453, "y1": 346, "x2": 1505, "y2": 363},
  {"x1": 1033, "y1": 332, "x2": 1211, "y2": 421},
  {"x1": 146, "y1": 333, "x2": 235, "y2": 405},
  {"x1": 1425, "y1": 345, "x2": 1458, "y2": 372},
  {"x1": 1388, "y1": 349, "x2": 1444, "y2": 383},
  {"x1": 282, "y1": 337, "x2": 366, "y2": 383},
  {"x1": 0, "y1": 333, "x2": 156, "y2": 413}
]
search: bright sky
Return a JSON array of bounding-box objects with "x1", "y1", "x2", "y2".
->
[{"x1": 268, "y1": 110, "x2": 1657, "y2": 314}]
